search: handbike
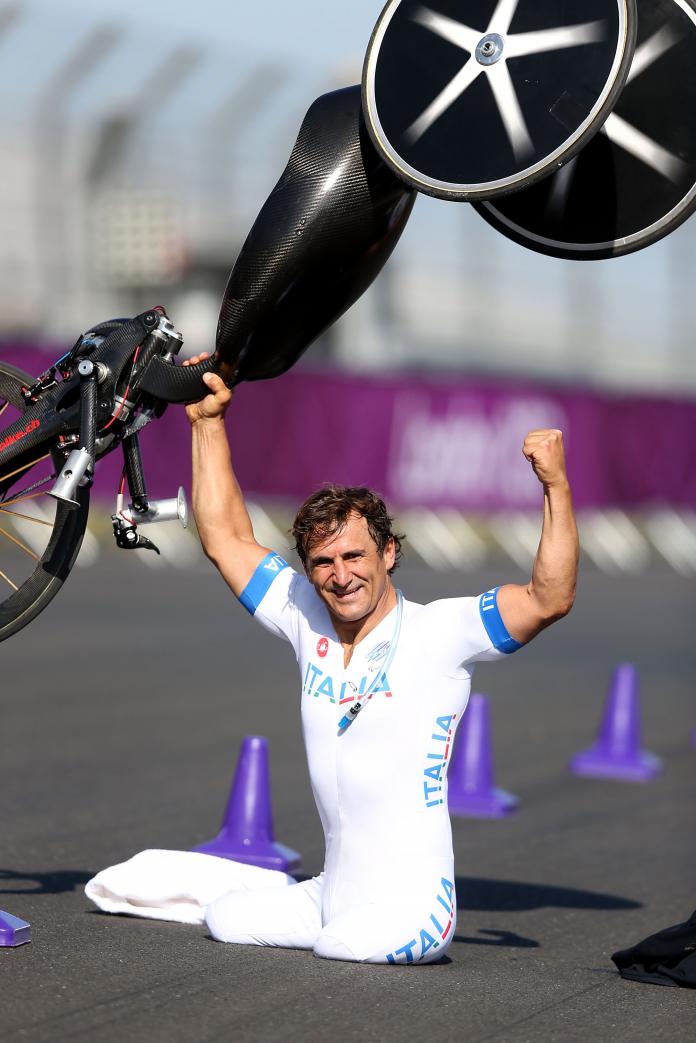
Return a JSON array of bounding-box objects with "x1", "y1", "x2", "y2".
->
[
  {"x1": 0, "y1": 86, "x2": 414, "y2": 643},
  {"x1": 0, "y1": 308, "x2": 220, "y2": 642}
]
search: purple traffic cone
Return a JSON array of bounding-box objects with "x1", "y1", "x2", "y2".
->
[
  {"x1": 569, "y1": 664, "x2": 662, "y2": 782},
  {"x1": 194, "y1": 736, "x2": 301, "y2": 872},
  {"x1": 448, "y1": 693, "x2": 518, "y2": 818},
  {"x1": 0, "y1": 910, "x2": 31, "y2": 947}
]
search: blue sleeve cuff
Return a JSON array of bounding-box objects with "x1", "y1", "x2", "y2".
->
[
  {"x1": 479, "y1": 588, "x2": 522, "y2": 655},
  {"x1": 239, "y1": 553, "x2": 290, "y2": 615}
]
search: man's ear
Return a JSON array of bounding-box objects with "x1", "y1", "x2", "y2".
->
[{"x1": 384, "y1": 536, "x2": 396, "y2": 571}]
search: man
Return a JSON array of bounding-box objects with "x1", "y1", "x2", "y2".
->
[{"x1": 185, "y1": 358, "x2": 579, "y2": 965}]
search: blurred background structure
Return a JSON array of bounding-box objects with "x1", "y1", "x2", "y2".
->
[
  {"x1": 1, "y1": 0, "x2": 695, "y2": 387},
  {"x1": 1, "y1": 0, "x2": 695, "y2": 577}
]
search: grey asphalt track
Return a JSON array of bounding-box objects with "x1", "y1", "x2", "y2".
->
[{"x1": 1, "y1": 550, "x2": 694, "y2": 1042}]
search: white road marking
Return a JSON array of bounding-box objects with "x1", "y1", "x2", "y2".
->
[
  {"x1": 644, "y1": 511, "x2": 696, "y2": 575},
  {"x1": 578, "y1": 511, "x2": 651, "y2": 574}
]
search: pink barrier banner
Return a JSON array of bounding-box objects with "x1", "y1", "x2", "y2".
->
[{"x1": 2, "y1": 346, "x2": 695, "y2": 510}]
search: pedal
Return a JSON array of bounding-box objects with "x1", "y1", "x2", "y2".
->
[
  {"x1": 111, "y1": 486, "x2": 185, "y2": 556},
  {"x1": 118, "y1": 487, "x2": 188, "y2": 528}
]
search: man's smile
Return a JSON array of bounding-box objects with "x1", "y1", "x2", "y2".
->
[{"x1": 332, "y1": 587, "x2": 362, "y2": 600}]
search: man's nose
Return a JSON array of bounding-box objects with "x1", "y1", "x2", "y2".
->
[{"x1": 333, "y1": 559, "x2": 351, "y2": 586}]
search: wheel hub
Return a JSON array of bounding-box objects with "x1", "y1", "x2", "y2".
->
[{"x1": 476, "y1": 33, "x2": 504, "y2": 66}]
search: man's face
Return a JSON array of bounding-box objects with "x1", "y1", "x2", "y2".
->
[{"x1": 306, "y1": 512, "x2": 396, "y2": 627}]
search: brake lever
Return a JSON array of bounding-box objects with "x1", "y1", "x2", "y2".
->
[{"x1": 111, "y1": 518, "x2": 161, "y2": 554}]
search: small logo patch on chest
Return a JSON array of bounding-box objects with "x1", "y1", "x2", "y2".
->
[
  {"x1": 367, "y1": 641, "x2": 391, "y2": 663},
  {"x1": 316, "y1": 637, "x2": 329, "y2": 659}
]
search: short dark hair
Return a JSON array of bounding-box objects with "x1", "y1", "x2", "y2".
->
[{"x1": 292, "y1": 485, "x2": 404, "y2": 574}]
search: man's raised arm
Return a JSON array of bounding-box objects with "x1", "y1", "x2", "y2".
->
[
  {"x1": 185, "y1": 355, "x2": 271, "y2": 597},
  {"x1": 496, "y1": 429, "x2": 579, "y2": 646}
]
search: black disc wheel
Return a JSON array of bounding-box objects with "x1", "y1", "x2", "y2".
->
[
  {"x1": 474, "y1": 0, "x2": 696, "y2": 257},
  {"x1": 0, "y1": 361, "x2": 89, "y2": 643},
  {"x1": 362, "y1": 0, "x2": 637, "y2": 200}
]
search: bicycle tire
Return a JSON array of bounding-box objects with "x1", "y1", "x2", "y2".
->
[
  {"x1": 0, "y1": 361, "x2": 33, "y2": 409},
  {"x1": 362, "y1": 0, "x2": 637, "y2": 200},
  {"x1": 0, "y1": 360, "x2": 90, "y2": 643}
]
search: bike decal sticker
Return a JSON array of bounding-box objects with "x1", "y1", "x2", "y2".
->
[{"x1": 0, "y1": 419, "x2": 40, "y2": 454}]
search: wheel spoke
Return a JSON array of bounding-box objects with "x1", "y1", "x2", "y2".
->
[
  {"x1": 406, "y1": 57, "x2": 482, "y2": 143},
  {"x1": 0, "y1": 490, "x2": 49, "y2": 510},
  {"x1": 0, "y1": 454, "x2": 51, "y2": 486},
  {"x1": 627, "y1": 24, "x2": 680, "y2": 85},
  {"x1": 602, "y1": 112, "x2": 686, "y2": 182},
  {"x1": 505, "y1": 21, "x2": 605, "y2": 59},
  {"x1": 0, "y1": 506, "x2": 53, "y2": 527},
  {"x1": 488, "y1": 0, "x2": 520, "y2": 37},
  {"x1": 544, "y1": 155, "x2": 580, "y2": 220},
  {"x1": 412, "y1": 7, "x2": 481, "y2": 54},
  {"x1": 0, "y1": 524, "x2": 40, "y2": 560},
  {"x1": 0, "y1": 366, "x2": 82, "y2": 638},
  {"x1": 0, "y1": 566, "x2": 18, "y2": 592},
  {"x1": 487, "y1": 61, "x2": 533, "y2": 159}
]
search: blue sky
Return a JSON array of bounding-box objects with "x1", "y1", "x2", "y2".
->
[
  {"x1": 4, "y1": 1, "x2": 383, "y2": 144},
  {"x1": 28, "y1": 0, "x2": 382, "y2": 70}
]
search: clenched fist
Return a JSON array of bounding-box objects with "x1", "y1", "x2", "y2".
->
[
  {"x1": 183, "y1": 352, "x2": 233, "y2": 425},
  {"x1": 523, "y1": 429, "x2": 569, "y2": 488}
]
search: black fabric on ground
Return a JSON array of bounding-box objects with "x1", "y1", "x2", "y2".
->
[{"x1": 611, "y1": 910, "x2": 696, "y2": 988}]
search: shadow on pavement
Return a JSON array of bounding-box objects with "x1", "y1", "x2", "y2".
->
[
  {"x1": 452, "y1": 928, "x2": 540, "y2": 948},
  {"x1": 0, "y1": 868, "x2": 94, "y2": 895},
  {"x1": 456, "y1": 877, "x2": 641, "y2": 913}
]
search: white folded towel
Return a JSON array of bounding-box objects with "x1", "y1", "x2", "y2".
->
[{"x1": 85, "y1": 849, "x2": 294, "y2": 925}]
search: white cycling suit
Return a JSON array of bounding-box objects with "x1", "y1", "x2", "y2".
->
[{"x1": 206, "y1": 553, "x2": 521, "y2": 964}]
